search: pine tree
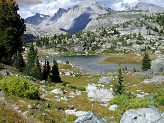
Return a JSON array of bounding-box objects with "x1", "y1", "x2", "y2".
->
[
  {"x1": 33, "y1": 56, "x2": 42, "y2": 79},
  {"x1": 0, "y1": 0, "x2": 25, "y2": 64},
  {"x1": 142, "y1": 51, "x2": 151, "y2": 71},
  {"x1": 25, "y1": 43, "x2": 40, "y2": 78},
  {"x1": 113, "y1": 64, "x2": 125, "y2": 95},
  {"x1": 50, "y1": 59, "x2": 61, "y2": 82},
  {"x1": 26, "y1": 43, "x2": 36, "y2": 70},
  {"x1": 42, "y1": 60, "x2": 50, "y2": 81},
  {"x1": 12, "y1": 50, "x2": 25, "y2": 70}
]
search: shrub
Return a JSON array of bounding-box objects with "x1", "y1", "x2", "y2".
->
[
  {"x1": 0, "y1": 75, "x2": 39, "y2": 99},
  {"x1": 68, "y1": 84, "x2": 77, "y2": 89},
  {"x1": 62, "y1": 81, "x2": 68, "y2": 86},
  {"x1": 109, "y1": 94, "x2": 155, "y2": 122},
  {"x1": 77, "y1": 86, "x2": 86, "y2": 91},
  {"x1": 154, "y1": 87, "x2": 164, "y2": 105}
]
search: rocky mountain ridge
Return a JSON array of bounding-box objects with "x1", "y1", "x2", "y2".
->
[
  {"x1": 25, "y1": 1, "x2": 113, "y2": 36},
  {"x1": 25, "y1": 1, "x2": 164, "y2": 36},
  {"x1": 129, "y1": 2, "x2": 164, "y2": 13},
  {"x1": 24, "y1": 13, "x2": 50, "y2": 25}
]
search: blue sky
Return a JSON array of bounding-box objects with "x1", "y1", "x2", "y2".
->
[{"x1": 17, "y1": 0, "x2": 164, "y2": 19}]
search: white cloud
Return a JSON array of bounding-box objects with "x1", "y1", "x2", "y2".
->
[
  {"x1": 112, "y1": 2, "x2": 126, "y2": 11},
  {"x1": 18, "y1": 0, "x2": 80, "y2": 19},
  {"x1": 112, "y1": 0, "x2": 139, "y2": 11}
]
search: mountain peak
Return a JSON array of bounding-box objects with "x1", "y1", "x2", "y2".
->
[
  {"x1": 25, "y1": 13, "x2": 49, "y2": 25},
  {"x1": 130, "y1": 2, "x2": 164, "y2": 13},
  {"x1": 51, "y1": 8, "x2": 68, "y2": 22},
  {"x1": 25, "y1": 0, "x2": 114, "y2": 35}
]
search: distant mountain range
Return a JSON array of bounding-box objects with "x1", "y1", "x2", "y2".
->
[
  {"x1": 129, "y1": 2, "x2": 164, "y2": 13},
  {"x1": 24, "y1": 1, "x2": 164, "y2": 36},
  {"x1": 24, "y1": 1, "x2": 114, "y2": 36}
]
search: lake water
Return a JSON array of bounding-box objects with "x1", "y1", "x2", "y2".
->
[{"x1": 40, "y1": 55, "x2": 141, "y2": 74}]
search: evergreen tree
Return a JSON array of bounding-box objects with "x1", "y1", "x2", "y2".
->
[
  {"x1": 50, "y1": 59, "x2": 61, "y2": 82},
  {"x1": 12, "y1": 50, "x2": 25, "y2": 70},
  {"x1": 42, "y1": 60, "x2": 50, "y2": 81},
  {"x1": 42, "y1": 59, "x2": 47, "y2": 80},
  {"x1": 25, "y1": 43, "x2": 41, "y2": 78},
  {"x1": 26, "y1": 43, "x2": 36, "y2": 70},
  {"x1": 46, "y1": 61, "x2": 50, "y2": 76},
  {"x1": 0, "y1": 0, "x2": 25, "y2": 64},
  {"x1": 142, "y1": 51, "x2": 151, "y2": 71},
  {"x1": 33, "y1": 56, "x2": 42, "y2": 79},
  {"x1": 113, "y1": 64, "x2": 125, "y2": 95},
  {"x1": 137, "y1": 32, "x2": 144, "y2": 40}
]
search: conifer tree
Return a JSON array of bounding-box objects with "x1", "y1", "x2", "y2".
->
[
  {"x1": 42, "y1": 60, "x2": 50, "y2": 81},
  {"x1": 33, "y1": 56, "x2": 42, "y2": 79},
  {"x1": 26, "y1": 43, "x2": 36, "y2": 70},
  {"x1": 12, "y1": 50, "x2": 25, "y2": 70},
  {"x1": 42, "y1": 59, "x2": 47, "y2": 80},
  {"x1": 0, "y1": 0, "x2": 25, "y2": 64},
  {"x1": 50, "y1": 59, "x2": 61, "y2": 82},
  {"x1": 25, "y1": 43, "x2": 41, "y2": 78},
  {"x1": 113, "y1": 64, "x2": 125, "y2": 95},
  {"x1": 142, "y1": 51, "x2": 151, "y2": 71}
]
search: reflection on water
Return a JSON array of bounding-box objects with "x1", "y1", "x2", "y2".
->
[{"x1": 40, "y1": 55, "x2": 141, "y2": 74}]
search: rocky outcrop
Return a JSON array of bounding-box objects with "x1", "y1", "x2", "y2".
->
[
  {"x1": 151, "y1": 56, "x2": 164, "y2": 73},
  {"x1": 143, "y1": 76, "x2": 164, "y2": 84},
  {"x1": 120, "y1": 106, "x2": 163, "y2": 123},
  {"x1": 51, "y1": 88, "x2": 64, "y2": 94},
  {"x1": 74, "y1": 112, "x2": 105, "y2": 123},
  {"x1": 86, "y1": 84, "x2": 114, "y2": 102},
  {"x1": 99, "y1": 77, "x2": 113, "y2": 84}
]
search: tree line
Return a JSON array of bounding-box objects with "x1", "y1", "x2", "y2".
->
[
  {"x1": 0, "y1": 0, "x2": 61, "y2": 82},
  {"x1": 0, "y1": 0, "x2": 25, "y2": 64}
]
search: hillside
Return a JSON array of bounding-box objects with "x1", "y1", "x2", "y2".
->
[{"x1": 34, "y1": 12, "x2": 164, "y2": 57}]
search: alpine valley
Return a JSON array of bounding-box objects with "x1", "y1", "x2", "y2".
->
[{"x1": 0, "y1": 0, "x2": 164, "y2": 123}]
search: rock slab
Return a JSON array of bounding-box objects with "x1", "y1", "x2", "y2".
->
[
  {"x1": 74, "y1": 112, "x2": 105, "y2": 123},
  {"x1": 120, "y1": 106, "x2": 163, "y2": 123}
]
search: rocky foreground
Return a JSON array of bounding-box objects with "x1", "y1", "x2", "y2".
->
[{"x1": 0, "y1": 55, "x2": 164, "y2": 122}]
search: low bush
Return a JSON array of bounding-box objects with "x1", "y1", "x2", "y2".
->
[
  {"x1": 109, "y1": 94, "x2": 155, "y2": 122},
  {"x1": 0, "y1": 75, "x2": 40, "y2": 99},
  {"x1": 68, "y1": 84, "x2": 77, "y2": 89},
  {"x1": 62, "y1": 81, "x2": 68, "y2": 86},
  {"x1": 77, "y1": 86, "x2": 86, "y2": 91},
  {"x1": 154, "y1": 87, "x2": 164, "y2": 105}
]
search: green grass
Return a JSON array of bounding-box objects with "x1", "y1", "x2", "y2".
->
[
  {"x1": 0, "y1": 62, "x2": 164, "y2": 123},
  {"x1": 0, "y1": 102, "x2": 26, "y2": 123},
  {"x1": 100, "y1": 54, "x2": 156, "y2": 64}
]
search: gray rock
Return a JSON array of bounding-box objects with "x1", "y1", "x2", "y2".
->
[
  {"x1": 1, "y1": 69, "x2": 11, "y2": 75},
  {"x1": 99, "y1": 77, "x2": 113, "y2": 84},
  {"x1": 40, "y1": 94, "x2": 48, "y2": 99},
  {"x1": 74, "y1": 112, "x2": 105, "y2": 123},
  {"x1": 86, "y1": 84, "x2": 114, "y2": 102},
  {"x1": 151, "y1": 56, "x2": 164, "y2": 73},
  {"x1": 143, "y1": 76, "x2": 164, "y2": 84},
  {"x1": 109, "y1": 104, "x2": 118, "y2": 111},
  {"x1": 65, "y1": 72, "x2": 72, "y2": 76},
  {"x1": 35, "y1": 104, "x2": 42, "y2": 110},
  {"x1": 51, "y1": 88, "x2": 64, "y2": 94},
  {"x1": 156, "y1": 113, "x2": 164, "y2": 123},
  {"x1": 120, "y1": 106, "x2": 162, "y2": 123},
  {"x1": 65, "y1": 109, "x2": 88, "y2": 117},
  {"x1": 28, "y1": 104, "x2": 34, "y2": 109}
]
